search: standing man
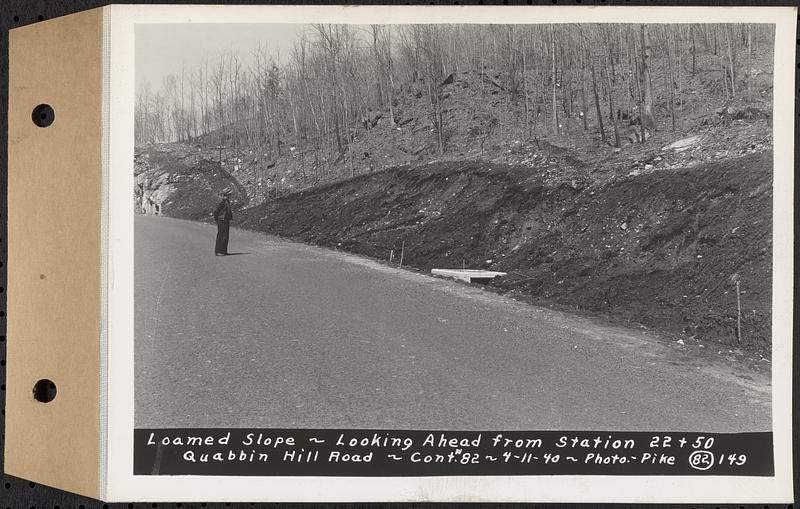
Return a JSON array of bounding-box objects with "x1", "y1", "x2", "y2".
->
[{"x1": 213, "y1": 188, "x2": 233, "y2": 256}]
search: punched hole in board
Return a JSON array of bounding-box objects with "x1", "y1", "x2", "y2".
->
[
  {"x1": 31, "y1": 104, "x2": 54, "y2": 128},
  {"x1": 32, "y1": 379, "x2": 57, "y2": 403}
]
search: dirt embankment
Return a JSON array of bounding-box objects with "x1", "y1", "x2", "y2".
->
[{"x1": 237, "y1": 152, "x2": 773, "y2": 352}]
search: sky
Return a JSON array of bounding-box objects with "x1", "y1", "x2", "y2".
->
[{"x1": 135, "y1": 23, "x2": 309, "y2": 89}]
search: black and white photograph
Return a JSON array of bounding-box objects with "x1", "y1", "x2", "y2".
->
[
  {"x1": 101, "y1": 3, "x2": 798, "y2": 500},
  {"x1": 134, "y1": 18, "x2": 777, "y2": 433},
  {"x1": 122, "y1": 6, "x2": 797, "y2": 483},
  {"x1": 132, "y1": 16, "x2": 782, "y2": 433}
]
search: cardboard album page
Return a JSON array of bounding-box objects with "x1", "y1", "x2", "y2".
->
[
  {"x1": 6, "y1": 8, "x2": 104, "y2": 500},
  {"x1": 8, "y1": 4, "x2": 796, "y2": 503}
]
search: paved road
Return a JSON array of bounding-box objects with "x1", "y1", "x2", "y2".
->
[{"x1": 135, "y1": 215, "x2": 770, "y2": 431}]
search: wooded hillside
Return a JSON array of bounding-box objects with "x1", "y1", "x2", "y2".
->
[{"x1": 135, "y1": 23, "x2": 774, "y2": 200}]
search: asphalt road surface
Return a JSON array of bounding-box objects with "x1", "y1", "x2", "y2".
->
[{"x1": 135, "y1": 215, "x2": 770, "y2": 431}]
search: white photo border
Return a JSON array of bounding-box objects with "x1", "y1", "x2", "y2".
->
[{"x1": 106, "y1": 4, "x2": 795, "y2": 502}]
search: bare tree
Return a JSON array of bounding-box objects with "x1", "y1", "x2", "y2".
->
[
  {"x1": 639, "y1": 24, "x2": 656, "y2": 138},
  {"x1": 584, "y1": 28, "x2": 605, "y2": 142},
  {"x1": 133, "y1": 22, "x2": 774, "y2": 189},
  {"x1": 602, "y1": 27, "x2": 620, "y2": 148},
  {"x1": 550, "y1": 24, "x2": 558, "y2": 135}
]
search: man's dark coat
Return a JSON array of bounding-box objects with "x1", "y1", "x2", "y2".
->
[{"x1": 213, "y1": 197, "x2": 233, "y2": 255}]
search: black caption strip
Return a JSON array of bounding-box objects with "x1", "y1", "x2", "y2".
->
[{"x1": 134, "y1": 429, "x2": 773, "y2": 477}]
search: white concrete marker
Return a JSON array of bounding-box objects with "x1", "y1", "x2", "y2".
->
[{"x1": 431, "y1": 269, "x2": 507, "y2": 284}]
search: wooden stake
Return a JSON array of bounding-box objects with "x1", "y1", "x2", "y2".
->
[
  {"x1": 399, "y1": 241, "x2": 405, "y2": 268},
  {"x1": 736, "y1": 280, "x2": 742, "y2": 343},
  {"x1": 731, "y1": 273, "x2": 742, "y2": 343}
]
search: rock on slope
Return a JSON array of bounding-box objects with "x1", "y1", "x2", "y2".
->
[{"x1": 135, "y1": 144, "x2": 249, "y2": 220}]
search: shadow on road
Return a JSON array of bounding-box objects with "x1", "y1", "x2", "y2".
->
[{"x1": 220, "y1": 252, "x2": 250, "y2": 256}]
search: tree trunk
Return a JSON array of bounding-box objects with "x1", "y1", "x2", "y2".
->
[
  {"x1": 387, "y1": 69, "x2": 396, "y2": 126},
  {"x1": 507, "y1": 26, "x2": 516, "y2": 98},
  {"x1": 586, "y1": 33, "x2": 605, "y2": 142},
  {"x1": 605, "y1": 63, "x2": 620, "y2": 148},
  {"x1": 550, "y1": 24, "x2": 558, "y2": 135},
  {"x1": 639, "y1": 24, "x2": 655, "y2": 137},
  {"x1": 747, "y1": 25, "x2": 752, "y2": 99},
  {"x1": 602, "y1": 28, "x2": 619, "y2": 147},
  {"x1": 725, "y1": 25, "x2": 737, "y2": 96},
  {"x1": 608, "y1": 37, "x2": 615, "y2": 79},
  {"x1": 287, "y1": 76, "x2": 303, "y2": 179},
  {"x1": 189, "y1": 73, "x2": 196, "y2": 139},
  {"x1": 713, "y1": 26, "x2": 718, "y2": 56},
  {"x1": 560, "y1": 46, "x2": 571, "y2": 118},
  {"x1": 666, "y1": 27, "x2": 676, "y2": 132},
  {"x1": 522, "y1": 39, "x2": 531, "y2": 137},
  {"x1": 179, "y1": 66, "x2": 185, "y2": 142},
  {"x1": 632, "y1": 29, "x2": 645, "y2": 143},
  {"x1": 625, "y1": 26, "x2": 635, "y2": 123},
  {"x1": 386, "y1": 27, "x2": 396, "y2": 126},
  {"x1": 297, "y1": 60, "x2": 321, "y2": 144},
  {"x1": 371, "y1": 25, "x2": 384, "y2": 108},
  {"x1": 720, "y1": 49, "x2": 729, "y2": 101},
  {"x1": 318, "y1": 88, "x2": 329, "y2": 153},
  {"x1": 677, "y1": 26, "x2": 683, "y2": 95},
  {"x1": 579, "y1": 40, "x2": 588, "y2": 132}
]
